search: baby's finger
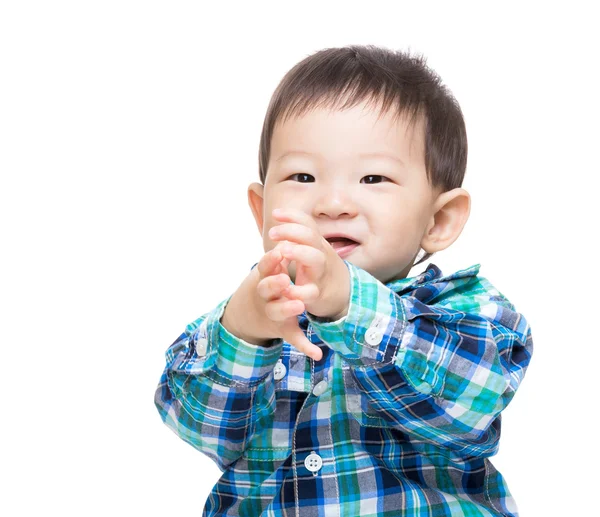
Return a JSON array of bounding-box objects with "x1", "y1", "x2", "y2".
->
[
  {"x1": 265, "y1": 297, "x2": 305, "y2": 322},
  {"x1": 273, "y1": 242, "x2": 293, "y2": 273},
  {"x1": 282, "y1": 283, "x2": 320, "y2": 303},
  {"x1": 284, "y1": 326, "x2": 323, "y2": 361},
  {"x1": 257, "y1": 248, "x2": 282, "y2": 278},
  {"x1": 257, "y1": 273, "x2": 293, "y2": 301},
  {"x1": 258, "y1": 246, "x2": 290, "y2": 280},
  {"x1": 280, "y1": 242, "x2": 324, "y2": 270},
  {"x1": 257, "y1": 244, "x2": 293, "y2": 279}
]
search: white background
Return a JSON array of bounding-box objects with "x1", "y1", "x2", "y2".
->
[{"x1": 1, "y1": 1, "x2": 597, "y2": 516}]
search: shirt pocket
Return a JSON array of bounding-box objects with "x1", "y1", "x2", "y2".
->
[{"x1": 342, "y1": 364, "x2": 390, "y2": 428}]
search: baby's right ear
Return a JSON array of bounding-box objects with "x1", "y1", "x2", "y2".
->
[{"x1": 248, "y1": 182, "x2": 265, "y2": 234}]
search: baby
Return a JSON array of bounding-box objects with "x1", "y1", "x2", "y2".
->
[{"x1": 155, "y1": 44, "x2": 533, "y2": 516}]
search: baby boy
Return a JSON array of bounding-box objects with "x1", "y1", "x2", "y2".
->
[{"x1": 155, "y1": 45, "x2": 533, "y2": 516}]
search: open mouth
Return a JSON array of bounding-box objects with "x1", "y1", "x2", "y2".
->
[
  {"x1": 325, "y1": 237, "x2": 360, "y2": 257},
  {"x1": 325, "y1": 237, "x2": 358, "y2": 250}
]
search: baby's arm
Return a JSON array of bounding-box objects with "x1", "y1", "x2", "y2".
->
[
  {"x1": 307, "y1": 262, "x2": 533, "y2": 460},
  {"x1": 154, "y1": 245, "x2": 317, "y2": 470},
  {"x1": 154, "y1": 301, "x2": 283, "y2": 471}
]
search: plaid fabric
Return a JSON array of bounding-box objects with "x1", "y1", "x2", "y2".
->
[{"x1": 154, "y1": 261, "x2": 533, "y2": 516}]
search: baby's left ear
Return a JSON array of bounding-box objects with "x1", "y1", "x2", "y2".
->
[{"x1": 421, "y1": 188, "x2": 471, "y2": 254}]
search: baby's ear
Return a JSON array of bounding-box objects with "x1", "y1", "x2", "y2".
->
[
  {"x1": 248, "y1": 182, "x2": 265, "y2": 234},
  {"x1": 421, "y1": 188, "x2": 471, "y2": 254}
]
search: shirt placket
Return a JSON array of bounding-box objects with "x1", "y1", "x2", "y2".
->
[{"x1": 290, "y1": 324, "x2": 335, "y2": 516}]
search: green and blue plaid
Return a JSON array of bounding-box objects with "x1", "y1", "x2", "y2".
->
[{"x1": 155, "y1": 261, "x2": 533, "y2": 516}]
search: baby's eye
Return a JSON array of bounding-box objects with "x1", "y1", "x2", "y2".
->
[
  {"x1": 287, "y1": 173, "x2": 315, "y2": 183},
  {"x1": 287, "y1": 173, "x2": 390, "y2": 184},
  {"x1": 361, "y1": 175, "x2": 390, "y2": 184}
]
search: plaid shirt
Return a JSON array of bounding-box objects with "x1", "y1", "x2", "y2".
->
[{"x1": 154, "y1": 261, "x2": 533, "y2": 516}]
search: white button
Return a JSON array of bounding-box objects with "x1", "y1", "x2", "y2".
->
[
  {"x1": 273, "y1": 361, "x2": 287, "y2": 380},
  {"x1": 365, "y1": 327, "x2": 383, "y2": 346},
  {"x1": 304, "y1": 451, "x2": 322, "y2": 474},
  {"x1": 196, "y1": 337, "x2": 207, "y2": 357},
  {"x1": 312, "y1": 380, "x2": 328, "y2": 396}
]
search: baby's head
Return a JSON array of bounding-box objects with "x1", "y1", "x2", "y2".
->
[{"x1": 248, "y1": 45, "x2": 470, "y2": 284}]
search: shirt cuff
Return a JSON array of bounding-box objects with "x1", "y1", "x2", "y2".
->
[
  {"x1": 307, "y1": 261, "x2": 406, "y2": 368},
  {"x1": 172, "y1": 294, "x2": 284, "y2": 387}
]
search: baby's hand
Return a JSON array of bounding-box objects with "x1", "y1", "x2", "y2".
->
[{"x1": 255, "y1": 244, "x2": 323, "y2": 361}]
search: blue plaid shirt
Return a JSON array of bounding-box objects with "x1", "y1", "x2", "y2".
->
[{"x1": 154, "y1": 261, "x2": 533, "y2": 516}]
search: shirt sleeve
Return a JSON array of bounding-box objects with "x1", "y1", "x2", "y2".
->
[
  {"x1": 154, "y1": 293, "x2": 284, "y2": 471},
  {"x1": 306, "y1": 261, "x2": 533, "y2": 459}
]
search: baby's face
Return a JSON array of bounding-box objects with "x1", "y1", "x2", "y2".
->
[{"x1": 256, "y1": 100, "x2": 442, "y2": 284}]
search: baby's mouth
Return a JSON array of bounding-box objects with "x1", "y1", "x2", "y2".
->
[
  {"x1": 325, "y1": 237, "x2": 360, "y2": 257},
  {"x1": 326, "y1": 237, "x2": 359, "y2": 250}
]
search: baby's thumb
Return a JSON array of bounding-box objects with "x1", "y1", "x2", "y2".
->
[{"x1": 285, "y1": 326, "x2": 323, "y2": 361}]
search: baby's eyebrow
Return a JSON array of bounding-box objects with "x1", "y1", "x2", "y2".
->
[
  {"x1": 274, "y1": 150, "x2": 317, "y2": 163},
  {"x1": 359, "y1": 152, "x2": 405, "y2": 166},
  {"x1": 276, "y1": 150, "x2": 405, "y2": 167}
]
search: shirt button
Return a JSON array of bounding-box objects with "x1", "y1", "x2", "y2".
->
[
  {"x1": 312, "y1": 380, "x2": 328, "y2": 396},
  {"x1": 365, "y1": 327, "x2": 383, "y2": 346},
  {"x1": 196, "y1": 337, "x2": 207, "y2": 357},
  {"x1": 304, "y1": 451, "x2": 322, "y2": 475},
  {"x1": 273, "y1": 361, "x2": 287, "y2": 381}
]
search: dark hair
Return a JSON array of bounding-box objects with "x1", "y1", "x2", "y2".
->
[{"x1": 257, "y1": 44, "x2": 468, "y2": 267}]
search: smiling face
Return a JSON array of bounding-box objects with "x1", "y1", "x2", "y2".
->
[{"x1": 248, "y1": 99, "x2": 467, "y2": 284}]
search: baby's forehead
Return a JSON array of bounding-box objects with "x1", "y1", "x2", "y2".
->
[{"x1": 272, "y1": 106, "x2": 426, "y2": 168}]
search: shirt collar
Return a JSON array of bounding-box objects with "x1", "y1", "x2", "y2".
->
[{"x1": 252, "y1": 261, "x2": 481, "y2": 332}]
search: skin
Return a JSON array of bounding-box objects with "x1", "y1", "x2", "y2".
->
[{"x1": 248, "y1": 99, "x2": 471, "y2": 291}]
